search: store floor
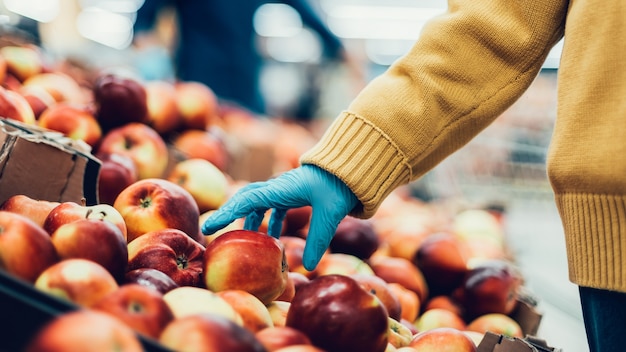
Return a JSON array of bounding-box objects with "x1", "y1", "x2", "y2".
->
[{"x1": 505, "y1": 197, "x2": 588, "y2": 352}]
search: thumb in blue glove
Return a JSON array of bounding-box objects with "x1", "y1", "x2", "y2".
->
[{"x1": 201, "y1": 164, "x2": 359, "y2": 271}]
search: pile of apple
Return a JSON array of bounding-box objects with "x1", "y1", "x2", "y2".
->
[{"x1": 0, "y1": 43, "x2": 537, "y2": 352}]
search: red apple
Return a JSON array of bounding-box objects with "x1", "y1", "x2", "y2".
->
[
  {"x1": 0, "y1": 86, "x2": 36, "y2": 124},
  {"x1": 412, "y1": 232, "x2": 470, "y2": 296},
  {"x1": 288, "y1": 271, "x2": 310, "y2": 295},
  {"x1": 96, "y1": 153, "x2": 139, "y2": 206},
  {"x1": 159, "y1": 313, "x2": 266, "y2": 352},
  {"x1": 329, "y1": 216, "x2": 380, "y2": 260},
  {"x1": 19, "y1": 84, "x2": 56, "y2": 118},
  {"x1": 255, "y1": 326, "x2": 313, "y2": 352},
  {"x1": 127, "y1": 228, "x2": 205, "y2": 287},
  {"x1": 351, "y1": 273, "x2": 402, "y2": 321},
  {"x1": 124, "y1": 268, "x2": 179, "y2": 294},
  {"x1": 452, "y1": 258, "x2": 523, "y2": 320},
  {"x1": 113, "y1": 178, "x2": 202, "y2": 243},
  {"x1": 50, "y1": 218, "x2": 128, "y2": 281},
  {"x1": 203, "y1": 229, "x2": 288, "y2": 305},
  {"x1": 144, "y1": 80, "x2": 181, "y2": 135},
  {"x1": 96, "y1": 122, "x2": 169, "y2": 180},
  {"x1": 25, "y1": 310, "x2": 144, "y2": 352},
  {"x1": 368, "y1": 255, "x2": 429, "y2": 302},
  {"x1": 0, "y1": 45, "x2": 43, "y2": 82},
  {"x1": 0, "y1": 210, "x2": 59, "y2": 283},
  {"x1": 408, "y1": 327, "x2": 477, "y2": 351},
  {"x1": 42, "y1": 201, "x2": 128, "y2": 241},
  {"x1": 174, "y1": 81, "x2": 220, "y2": 130},
  {"x1": 313, "y1": 253, "x2": 375, "y2": 278},
  {"x1": 162, "y1": 286, "x2": 242, "y2": 324},
  {"x1": 22, "y1": 72, "x2": 85, "y2": 104},
  {"x1": 92, "y1": 283, "x2": 175, "y2": 339},
  {"x1": 34, "y1": 258, "x2": 119, "y2": 308},
  {"x1": 171, "y1": 127, "x2": 230, "y2": 172},
  {"x1": 273, "y1": 346, "x2": 325, "y2": 352},
  {"x1": 0, "y1": 194, "x2": 60, "y2": 228},
  {"x1": 275, "y1": 271, "x2": 296, "y2": 302},
  {"x1": 414, "y1": 308, "x2": 466, "y2": 332},
  {"x1": 37, "y1": 102, "x2": 102, "y2": 148},
  {"x1": 167, "y1": 158, "x2": 229, "y2": 213},
  {"x1": 216, "y1": 289, "x2": 275, "y2": 333},
  {"x1": 92, "y1": 72, "x2": 148, "y2": 132},
  {"x1": 466, "y1": 313, "x2": 523, "y2": 338},
  {"x1": 285, "y1": 274, "x2": 389, "y2": 352}
]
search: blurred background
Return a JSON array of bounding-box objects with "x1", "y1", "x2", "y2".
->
[{"x1": 0, "y1": 0, "x2": 585, "y2": 350}]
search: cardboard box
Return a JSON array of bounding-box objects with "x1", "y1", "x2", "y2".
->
[
  {"x1": 477, "y1": 332, "x2": 562, "y2": 352},
  {"x1": 0, "y1": 117, "x2": 101, "y2": 205}
]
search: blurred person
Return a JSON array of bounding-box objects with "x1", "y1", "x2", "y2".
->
[
  {"x1": 132, "y1": 0, "x2": 359, "y2": 116},
  {"x1": 202, "y1": 1, "x2": 626, "y2": 351}
]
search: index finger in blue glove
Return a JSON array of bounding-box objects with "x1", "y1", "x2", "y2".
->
[{"x1": 201, "y1": 182, "x2": 267, "y2": 234}]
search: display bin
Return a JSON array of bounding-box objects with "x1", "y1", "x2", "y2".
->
[{"x1": 0, "y1": 270, "x2": 171, "y2": 352}]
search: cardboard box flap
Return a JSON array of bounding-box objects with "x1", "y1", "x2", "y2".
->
[
  {"x1": 477, "y1": 332, "x2": 562, "y2": 352},
  {"x1": 0, "y1": 118, "x2": 100, "y2": 205}
]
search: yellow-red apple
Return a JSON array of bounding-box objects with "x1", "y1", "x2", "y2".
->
[
  {"x1": 92, "y1": 283, "x2": 175, "y2": 339},
  {"x1": 42, "y1": 201, "x2": 128, "y2": 241},
  {"x1": 144, "y1": 79, "x2": 181, "y2": 135},
  {"x1": 171, "y1": 127, "x2": 230, "y2": 172},
  {"x1": 0, "y1": 210, "x2": 59, "y2": 283},
  {"x1": 162, "y1": 286, "x2": 242, "y2": 324},
  {"x1": 466, "y1": 313, "x2": 523, "y2": 338},
  {"x1": 174, "y1": 80, "x2": 220, "y2": 130},
  {"x1": 203, "y1": 229, "x2": 288, "y2": 305},
  {"x1": 216, "y1": 289, "x2": 274, "y2": 333},
  {"x1": 0, "y1": 45, "x2": 43, "y2": 82},
  {"x1": 22, "y1": 72, "x2": 85, "y2": 104},
  {"x1": 255, "y1": 326, "x2": 312, "y2": 352},
  {"x1": 50, "y1": 218, "x2": 128, "y2": 281},
  {"x1": 167, "y1": 158, "x2": 229, "y2": 213},
  {"x1": 414, "y1": 308, "x2": 466, "y2": 332},
  {"x1": 37, "y1": 102, "x2": 102, "y2": 148},
  {"x1": 25, "y1": 310, "x2": 144, "y2": 352},
  {"x1": 351, "y1": 273, "x2": 402, "y2": 321},
  {"x1": 34, "y1": 258, "x2": 119, "y2": 308},
  {"x1": 96, "y1": 122, "x2": 168, "y2": 180},
  {"x1": 0, "y1": 86, "x2": 36, "y2": 124},
  {"x1": 408, "y1": 327, "x2": 477, "y2": 352},
  {"x1": 159, "y1": 313, "x2": 265, "y2": 352},
  {"x1": 0, "y1": 194, "x2": 60, "y2": 228}
]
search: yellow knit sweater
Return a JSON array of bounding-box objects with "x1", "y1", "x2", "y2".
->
[{"x1": 301, "y1": 0, "x2": 626, "y2": 292}]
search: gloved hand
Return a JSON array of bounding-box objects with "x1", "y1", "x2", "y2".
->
[{"x1": 201, "y1": 164, "x2": 359, "y2": 271}]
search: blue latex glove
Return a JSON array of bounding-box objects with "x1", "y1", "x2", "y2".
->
[{"x1": 202, "y1": 164, "x2": 359, "y2": 271}]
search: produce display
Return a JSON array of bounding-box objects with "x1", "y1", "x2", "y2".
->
[{"x1": 0, "y1": 43, "x2": 548, "y2": 352}]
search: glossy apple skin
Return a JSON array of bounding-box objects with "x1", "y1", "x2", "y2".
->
[
  {"x1": 96, "y1": 153, "x2": 139, "y2": 206},
  {"x1": 329, "y1": 216, "x2": 380, "y2": 260},
  {"x1": 37, "y1": 102, "x2": 102, "y2": 148},
  {"x1": 42, "y1": 201, "x2": 128, "y2": 241},
  {"x1": 0, "y1": 211, "x2": 59, "y2": 283},
  {"x1": 113, "y1": 178, "x2": 202, "y2": 244},
  {"x1": 0, "y1": 86, "x2": 36, "y2": 124},
  {"x1": 24, "y1": 310, "x2": 144, "y2": 352},
  {"x1": 0, "y1": 194, "x2": 60, "y2": 228},
  {"x1": 174, "y1": 81, "x2": 220, "y2": 130},
  {"x1": 50, "y1": 218, "x2": 129, "y2": 282},
  {"x1": 466, "y1": 313, "x2": 523, "y2": 338},
  {"x1": 144, "y1": 80, "x2": 181, "y2": 135},
  {"x1": 127, "y1": 228, "x2": 205, "y2": 287},
  {"x1": 414, "y1": 308, "x2": 467, "y2": 332},
  {"x1": 34, "y1": 258, "x2": 119, "y2": 308},
  {"x1": 255, "y1": 326, "x2": 312, "y2": 351},
  {"x1": 93, "y1": 72, "x2": 148, "y2": 132},
  {"x1": 203, "y1": 229, "x2": 288, "y2": 305},
  {"x1": 96, "y1": 122, "x2": 169, "y2": 180},
  {"x1": 452, "y1": 259, "x2": 523, "y2": 320},
  {"x1": 124, "y1": 268, "x2": 179, "y2": 294},
  {"x1": 92, "y1": 283, "x2": 175, "y2": 339},
  {"x1": 412, "y1": 232, "x2": 469, "y2": 297},
  {"x1": 167, "y1": 158, "x2": 229, "y2": 213},
  {"x1": 408, "y1": 327, "x2": 477, "y2": 352},
  {"x1": 159, "y1": 313, "x2": 266, "y2": 352},
  {"x1": 285, "y1": 274, "x2": 389, "y2": 352}
]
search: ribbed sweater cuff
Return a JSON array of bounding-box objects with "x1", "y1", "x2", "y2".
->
[
  {"x1": 300, "y1": 112, "x2": 412, "y2": 218},
  {"x1": 555, "y1": 193, "x2": 626, "y2": 292}
]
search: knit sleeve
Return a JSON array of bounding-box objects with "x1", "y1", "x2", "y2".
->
[{"x1": 301, "y1": 0, "x2": 567, "y2": 218}]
